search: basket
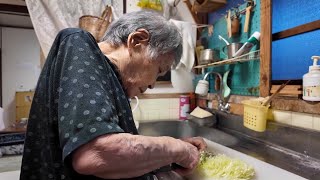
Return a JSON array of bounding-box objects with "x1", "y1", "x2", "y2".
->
[
  {"x1": 79, "y1": 6, "x2": 112, "y2": 42},
  {"x1": 242, "y1": 99, "x2": 270, "y2": 132},
  {"x1": 79, "y1": 15, "x2": 110, "y2": 42}
]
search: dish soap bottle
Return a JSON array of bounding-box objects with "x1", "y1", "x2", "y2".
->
[{"x1": 303, "y1": 56, "x2": 320, "y2": 101}]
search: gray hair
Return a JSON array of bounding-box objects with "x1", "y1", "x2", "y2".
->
[{"x1": 102, "y1": 10, "x2": 182, "y2": 67}]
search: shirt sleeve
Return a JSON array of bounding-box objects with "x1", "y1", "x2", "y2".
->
[{"x1": 55, "y1": 30, "x2": 124, "y2": 160}]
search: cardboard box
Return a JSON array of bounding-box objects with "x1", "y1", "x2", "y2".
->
[
  {"x1": 16, "y1": 91, "x2": 34, "y2": 107},
  {"x1": 16, "y1": 106, "x2": 31, "y2": 121}
]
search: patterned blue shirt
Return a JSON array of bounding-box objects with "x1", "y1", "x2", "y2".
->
[{"x1": 20, "y1": 28, "x2": 154, "y2": 180}]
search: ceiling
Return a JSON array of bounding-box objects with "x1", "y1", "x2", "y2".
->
[{"x1": 0, "y1": 0, "x2": 32, "y2": 28}]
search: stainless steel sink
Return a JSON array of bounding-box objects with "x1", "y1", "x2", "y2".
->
[{"x1": 138, "y1": 120, "x2": 239, "y2": 147}]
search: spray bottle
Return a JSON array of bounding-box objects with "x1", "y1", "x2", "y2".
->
[{"x1": 303, "y1": 56, "x2": 320, "y2": 101}]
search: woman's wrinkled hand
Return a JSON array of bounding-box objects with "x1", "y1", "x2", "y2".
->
[
  {"x1": 181, "y1": 137, "x2": 207, "y2": 151},
  {"x1": 172, "y1": 137, "x2": 206, "y2": 176},
  {"x1": 175, "y1": 141, "x2": 199, "y2": 176},
  {"x1": 173, "y1": 137, "x2": 207, "y2": 176}
]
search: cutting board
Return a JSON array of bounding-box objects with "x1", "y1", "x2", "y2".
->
[{"x1": 188, "y1": 139, "x2": 307, "y2": 180}]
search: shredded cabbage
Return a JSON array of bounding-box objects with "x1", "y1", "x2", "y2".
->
[{"x1": 196, "y1": 153, "x2": 255, "y2": 180}]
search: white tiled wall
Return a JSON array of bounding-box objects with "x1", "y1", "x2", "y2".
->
[
  {"x1": 131, "y1": 98, "x2": 180, "y2": 122},
  {"x1": 271, "y1": 109, "x2": 320, "y2": 131}
]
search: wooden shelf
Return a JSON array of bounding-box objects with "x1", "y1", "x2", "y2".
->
[{"x1": 194, "y1": 50, "x2": 260, "y2": 68}]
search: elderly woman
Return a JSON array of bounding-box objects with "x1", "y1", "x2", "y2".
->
[{"x1": 20, "y1": 11, "x2": 206, "y2": 180}]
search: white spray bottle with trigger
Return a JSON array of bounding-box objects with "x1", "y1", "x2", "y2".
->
[{"x1": 303, "y1": 56, "x2": 320, "y2": 101}]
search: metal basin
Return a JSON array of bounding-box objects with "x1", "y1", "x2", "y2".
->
[{"x1": 138, "y1": 120, "x2": 238, "y2": 147}]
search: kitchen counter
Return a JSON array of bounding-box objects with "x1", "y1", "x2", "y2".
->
[
  {"x1": 218, "y1": 128, "x2": 320, "y2": 179},
  {"x1": 139, "y1": 115, "x2": 320, "y2": 180},
  {"x1": 215, "y1": 110, "x2": 320, "y2": 180}
]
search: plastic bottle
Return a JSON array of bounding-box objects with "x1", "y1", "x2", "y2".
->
[
  {"x1": 233, "y1": 31, "x2": 260, "y2": 57},
  {"x1": 179, "y1": 95, "x2": 190, "y2": 120},
  {"x1": 303, "y1": 56, "x2": 320, "y2": 101}
]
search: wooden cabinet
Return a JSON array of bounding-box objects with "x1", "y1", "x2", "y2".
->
[{"x1": 16, "y1": 91, "x2": 34, "y2": 122}]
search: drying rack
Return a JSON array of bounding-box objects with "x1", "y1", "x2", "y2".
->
[{"x1": 194, "y1": 50, "x2": 260, "y2": 68}]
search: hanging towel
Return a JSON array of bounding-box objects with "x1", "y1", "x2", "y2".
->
[{"x1": 170, "y1": 19, "x2": 196, "y2": 71}]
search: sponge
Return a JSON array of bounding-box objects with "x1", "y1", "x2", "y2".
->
[{"x1": 190, "y1": 106, "x2": 213, "y2": 118}]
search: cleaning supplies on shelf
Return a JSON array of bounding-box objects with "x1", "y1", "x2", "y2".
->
[
  {"x1": 303, "y1": 56, "x2": 320, "y2": 101},
  {"x1": 233, "y1": 31, "x2": 260, "y2": 57}
]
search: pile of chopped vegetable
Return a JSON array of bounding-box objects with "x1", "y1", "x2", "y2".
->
[{"x1": 196, "y1": 152, "x2": 255, "y2": 180}]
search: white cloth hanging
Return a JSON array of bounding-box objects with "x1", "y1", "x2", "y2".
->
[
  {"x1": 169, "y1": 19, "x2": 197, "y2": 72},
  {"x1": 25, "y1": 0, "x2": 123, "y2": 57}
]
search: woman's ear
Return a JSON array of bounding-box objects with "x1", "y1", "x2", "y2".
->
[{"x1": 127, "y1": 29, "x2": 150, "y2": 50}]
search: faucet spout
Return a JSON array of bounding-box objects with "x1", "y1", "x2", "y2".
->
[
  {"x1": 195, "y1": 71, "x2": 230, "y2": 113},
  {"x1": 203, "y1": 72, "x2": 223, "y2": 101}
]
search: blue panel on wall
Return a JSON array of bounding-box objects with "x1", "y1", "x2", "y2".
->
[
  {"x1": 272, "y1": 0, "x2": 320, "y2": 80},
  {"x1": 272, "y1": 0, "x2": 320, "y2": 33},
  {"x1": 208, "y1": 0, "x2": 244, "y2": 24},
  {"x1": 272, "y1": 30, "x2": 320, "y2": 80},
  {"x1": 198, "y1": 0, "x2": 261, "y2": 96}
]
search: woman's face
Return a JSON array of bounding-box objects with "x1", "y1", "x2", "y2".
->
[
  {"x1": 102, "y1": 29, "x2": 176, "y2": 98},
  {"x1": 121, "y1": 50, "x2": 174, "y2": 98}
]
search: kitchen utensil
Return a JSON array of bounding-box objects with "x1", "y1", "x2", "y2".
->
[
  {"x1": 262, "y1": 80, "x2": 290, "y2": 106},
  {"x1": 195, "y1": 46, "x2": 204, "y2": 63},
  {"x1": 221, "y1": 42, "x2": 244, "y2": 59},
  {"x1": 218, "y1": 35, "x2": 230, "y2": 45},
  {"x1": 231, "y1": 18, "x2": 240, "y2": 36},
  {"x1": 231, "y1": 8, "x2": 240, "y2": 36},
  {"x1": 199, "y1": 49, "x2": 220, "y2": 64},
  {"x1": 244, "y1": 1, "x2": 253, "y2": 32},
  {"x1": 227, "y1": 10, "x2": 232, "y2": 37},
  {"x1": 222, "y1": 70, "x2": 231, "y2": 99}
]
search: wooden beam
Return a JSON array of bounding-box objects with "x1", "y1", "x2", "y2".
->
[
  {"x1": 259, "y1": 0, "x2": 272, "y2": 97},
  {"x1": 273, "y1": 20, "x2": 320, "y2": 41},
  {"x1": 201, "y1": 93, "x2": 320, "y2": 115},
  {"x1": 271, "y1": 98, "x2": 320, "y2": 115},
  {"x1": 0, "y1": 4, "x2": 28, "y2": 14}
]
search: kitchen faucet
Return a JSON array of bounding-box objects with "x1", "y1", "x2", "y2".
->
[{"x1": 195, "y1": 71, "x2": 230, "y2": 113}]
